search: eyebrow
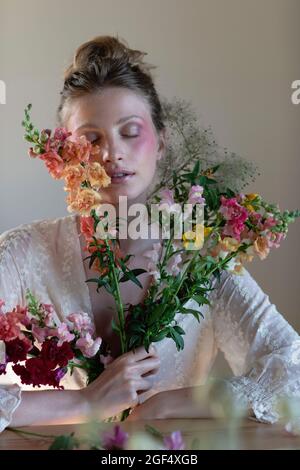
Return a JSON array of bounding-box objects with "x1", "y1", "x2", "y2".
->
[{"x1": 76, "y1": 115, "x2": 143, "y2": 131}]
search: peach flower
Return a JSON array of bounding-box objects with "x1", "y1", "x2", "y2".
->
[
  {"x1": 86, "y1": 162, "x2": 111, "y2": 189},
  {"x1": 61, "y1": 136, "x2": 101, "y2": 165},
  {"x1": 67, "y1": 188, "x2": 102, "y2": 215},
  {"x1": 253, "y1": 236, "x2": 270, "y2": 260},
  {"x1": 39, "y1": 151, "x2": 65, "y2": 179},
  {"x1": 62, "y1": 164, "x2": 86, "y2": 192}
]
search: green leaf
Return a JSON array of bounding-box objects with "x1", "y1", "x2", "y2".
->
[
  {"x1": 111, "y1": 319, "x2": 120, "y2": 334},
  {"x1": 173, "y1": 325, "x2": 186, "y2": 335},
  {"x1": 179, "y1": 306, "x2": 203, "y2": 322},
  {"x1": 152, "y1": 329, "x2": 169, "y2": 342},
  {"x1": 85, "y1": 278, "x2": 100, "y2": 284},
  {"x1": 119, "y1": 269, "x2": 147, "y2": 288},
  {"x1": 48, "y1": 433, "x2": 80, "y2": 450},
  {"x1": 128, "y1": 335, "x2": 140, "y2": 349},
  {"x1": 167, "y1": 328, "x2": 184, "y2": 351},
  {"x1": 192, "y1": 294, "x2": 211, "y2": 305},
  {"x1": 144, "y1": 424, "x2": 163, "y2": 439}
]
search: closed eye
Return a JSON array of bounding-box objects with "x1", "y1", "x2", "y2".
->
[{"x1": 122, "y1": 134, "x2": 139, "y2": 139}]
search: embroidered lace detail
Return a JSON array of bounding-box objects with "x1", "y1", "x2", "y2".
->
[{"x1": 0, "y1": 384, "x2": 22, "y2": 432}]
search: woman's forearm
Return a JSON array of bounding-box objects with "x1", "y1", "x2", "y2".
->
[
  {"x1": 163, "y1": 386, "x2": 215, "y2": 419},
  {"x1": 9, "y1": 389, "x2": 88, "y2": 427}
]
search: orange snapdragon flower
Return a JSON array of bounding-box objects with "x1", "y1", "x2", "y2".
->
[{"x1": 67, "y1": 188, "x2": 102, "y2": 216}]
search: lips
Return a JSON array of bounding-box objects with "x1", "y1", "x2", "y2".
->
[
  {"x1": 106, "y1": 168, "x2": 135, "y2": 184},
  {"x1": 106, "y1": 169, "x2": 135, "y2": 177}
]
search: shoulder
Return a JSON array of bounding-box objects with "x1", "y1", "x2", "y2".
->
[
  {"x1": 0, "y1": 214, "x2": 77, "y2": 262},
  {"x1": 210, "y1": 266, "x2": 270, "y2": 307}
]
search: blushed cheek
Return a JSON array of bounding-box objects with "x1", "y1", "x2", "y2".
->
[{"x1": 131, "y1": 131, "x2": 157, "y2": 164}]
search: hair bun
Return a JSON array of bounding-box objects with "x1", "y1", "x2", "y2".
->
[{"x1": 63, "y1": 35, "x2": 156, "y2": 81}]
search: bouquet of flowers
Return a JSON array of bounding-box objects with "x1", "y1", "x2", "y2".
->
[
  {"x1": 0, "y1": 290, "x2": 112, "y2": 389},
  {"x1": 4, "y1": 101, "x2": 296, "y2": 419}
]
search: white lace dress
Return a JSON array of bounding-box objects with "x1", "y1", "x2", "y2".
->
[{"x1": 1, "y1": 214, "x2": 300, "y2": 432}]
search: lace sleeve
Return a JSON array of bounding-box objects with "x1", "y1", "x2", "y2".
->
[
  {"x1": 211, "y1": 268, "x2": 300, "y2": 423},
  {"x1": 0, "y1": 229, "x2": 27, "y2": 431}
]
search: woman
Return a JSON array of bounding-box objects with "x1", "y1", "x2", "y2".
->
[{"x1": 1, "y1": 35, "x2": 300, "y2": 431}]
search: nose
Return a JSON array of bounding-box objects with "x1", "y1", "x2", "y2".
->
[{"x1": 100, "y1": 135, "x2": 125, "y2": 164}]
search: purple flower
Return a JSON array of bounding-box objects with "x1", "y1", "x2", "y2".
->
[
  {"x1": 102, "y1": 425, "x2": 129, "y2": 450},
  {"x1": 188, "y1": 185, "x2": 205, "y2": 205},
  {"x1": 54, "y1": 367, "x2": 67, "y2": 382},
  {"x1": 163, "y1": 431, "x2": 185, "y2": 450}
]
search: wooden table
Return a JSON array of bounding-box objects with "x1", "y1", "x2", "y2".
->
[{"x1": 1, "y1": 418, "x2": 300, "y2": 450}]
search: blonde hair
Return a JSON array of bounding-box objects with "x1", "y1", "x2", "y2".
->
[{"x1": 57, "y1": 34, "x2": 166, "y2": 133}]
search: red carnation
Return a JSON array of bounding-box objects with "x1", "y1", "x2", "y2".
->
[
  {"x1": 5, "y1": 337, "x2": 33, "y2": 363},
  {"x1": 41, "y1": 338, "x2": 74, "y2": 368},
  {"x1": 12, "y1": 357, "x2": 64, "y2": 389}
]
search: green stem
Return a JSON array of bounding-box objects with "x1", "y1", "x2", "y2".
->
[
  {"x1": 105, "y1": 239, "x2": 126, "y2": 355},
  {"x1": 7, "y1": 427, "x2": 57, "y2": 439}
]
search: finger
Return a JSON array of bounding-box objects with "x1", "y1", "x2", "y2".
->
[
  {"x1": 135, "y1": 377, "x2": 153, "y2": 393},
  {"x1": 141, "y1": 365, "x2": 160, "y2": 378},
  {"x1": 128, "y1": 345, "x2": 158, "y2": 363},
  {"x1": 135, "y1": 357, "x2": 160, "y2": 375}
]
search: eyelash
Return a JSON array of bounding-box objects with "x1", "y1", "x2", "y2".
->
[{"x1": 91, "y1": 134, "x2": 138, "y2": 144}]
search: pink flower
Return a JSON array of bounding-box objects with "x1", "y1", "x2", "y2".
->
[
  {"x1": 32, "y1": 325, "x2": 58, "y2": 343},
  {"x1": 267, "y1": 231, "x2": 286, "y2": 249},
  {"x1": 163, "y1": 431, "x2": 185, "y2": 450},
  {"x1": 43, "y1": 311, "x2": 56, "y2": 328},
  {"x1": 144, "y1": 243, "x2": 162, "y2": 281},
  {"x1": 39, "y1": 151, "x2": 65, "y2": 179},
  {"x1": 0, "y1": 311, "x2": 24, "y2": 342},
  {"x1": 159, "y1": 188, "x2": 174, "y2": 205},
  {"x1": 99, "y1": 354, "x2": 114, "y2": 369},
  {"x1": 102, "y1": 425, "x2": 129, "y2": 450},
  {"x1": 56, "y1": 323, "x2": 75, "y2": 347},
  {"x1": 188, "y1": 185, "x2": 205, "y2": 205},
  {"x1": 53, "y1": 127, "x2": 72, "y2": 143},
  {"x1": 263, "y1": 217, "x2": 277, "y2": 230},
  {"x1": 66, "y1": 312, "x2": 94, "y2": 335},
  {"x1": 220, "y1": 196, "x2": 248, "y2": 241},
  {"x1": 76, "y1": 333, "x2": 102, "y2": 358},
  {"x1": 166, "y1": 253, "x2": 182, "y2": 277}
]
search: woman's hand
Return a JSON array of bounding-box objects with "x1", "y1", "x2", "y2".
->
[
  {"x1": 127, "y1": 386, "x2": 217, "y2": 421},
  {"x1": 126, "y1": 390, "x2": 169, "y2": 421},
  {"x1": 79, "y1": 345, "x2": 160, "y2": 420}
]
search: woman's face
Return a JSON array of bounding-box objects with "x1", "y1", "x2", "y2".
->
[{"x1": 65, "y1": 86, "x2": 166, "y2": 205}]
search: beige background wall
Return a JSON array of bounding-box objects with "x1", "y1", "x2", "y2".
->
[{"x1": 0, "y1": 0, "x2": 299, "y2": 345}]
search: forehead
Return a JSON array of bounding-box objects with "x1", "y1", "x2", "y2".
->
[{"x1": 66, "y1": 87, "x2": 152, "y2": 131}]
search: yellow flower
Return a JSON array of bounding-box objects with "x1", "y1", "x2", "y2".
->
[
  {"x1": 242, "y1": 193, "x2": 259, "y2": 212},
  {"x1": 204, "y1": 227, "x2": 213, "y2": 238},
  {"x1": 182, "y1": 224, "x2": 204, "y2": 250},
  {"x1": 245, "y1": 204, "x2": 255, "y2": 212},
  {"x1": 237, "y1": 252, "x2": 254, "y2": 264},
  {"x1": 245, "y1": 193, "x2": 258, "y2": 201},
  {"x1": 220, "y1": 237, "x2": 240, "y2": 253}
]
